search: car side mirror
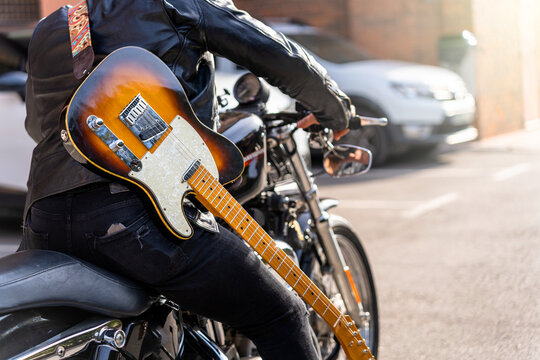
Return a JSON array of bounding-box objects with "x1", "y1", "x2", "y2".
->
[{"x1": 323, "y1": 144, "x2": 372, "y2": 177}]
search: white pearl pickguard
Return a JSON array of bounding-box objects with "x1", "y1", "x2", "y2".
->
[{"x1": 129, "y1": 115, "x2": 218, "y2": 238}]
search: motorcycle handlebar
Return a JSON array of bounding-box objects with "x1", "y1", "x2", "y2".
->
[
  {"x1": 262, "y1": 112, "x2": 388, "y2": 131},
  {"x1": 349, "y1": 115, "x2": 388, "y2": 129}
]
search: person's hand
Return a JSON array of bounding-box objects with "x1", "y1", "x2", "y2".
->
[{"x1": 297, "y1": 113, "x2": 350, "y2": 140}]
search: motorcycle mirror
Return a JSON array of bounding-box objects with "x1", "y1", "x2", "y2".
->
[{"x1": 322, "y1": 144, "x2": 372, "y2": 178}]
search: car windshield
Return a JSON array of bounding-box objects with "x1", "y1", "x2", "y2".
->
[{"x1": 287, "y1": 33, "x2": 372, "y2": 64}]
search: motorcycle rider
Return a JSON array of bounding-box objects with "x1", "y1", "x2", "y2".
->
[{"x1": 21, "y1": 1, "x2": 353, "y2": 358}]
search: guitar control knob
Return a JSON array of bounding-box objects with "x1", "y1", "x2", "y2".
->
[
  {"x1": 109, "y1": 140, "x2": 125, "y2": 152},
  {"x1": 87, "y1": 115, "x2": 104, "y2": 131}
]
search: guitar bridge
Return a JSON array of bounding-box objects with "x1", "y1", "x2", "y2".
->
[{"x1": 119, "y1": 94, "x2": 169, "y2": 150}]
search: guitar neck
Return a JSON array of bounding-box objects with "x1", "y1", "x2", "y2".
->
[{"x1": 186, "y1": 163, "x2": 374, "y2": 359}]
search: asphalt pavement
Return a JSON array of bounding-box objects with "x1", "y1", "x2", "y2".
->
[
  {"x1": 317, "y1": 124, "x2": 540, "y2": 359},
  {"x1": 1, "y1": 125, "x2": 539, "y2": 359}
]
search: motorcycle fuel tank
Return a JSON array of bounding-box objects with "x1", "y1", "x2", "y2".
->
[{"x1": 219, "y1": 111, "x2": 267, "y2": 204}]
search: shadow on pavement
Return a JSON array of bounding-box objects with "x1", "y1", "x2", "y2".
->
[{"x1": 313, "y1": 141, "x2": 475, "y2": 187}]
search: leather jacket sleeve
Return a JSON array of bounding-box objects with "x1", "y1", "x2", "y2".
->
[{"x1": 192, "y1": 0, "x2": 352, "y2": 130}]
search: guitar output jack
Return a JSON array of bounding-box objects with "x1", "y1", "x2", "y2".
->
[{"x1": 130, "y1": 159, "x2": 142, "y2": 172}]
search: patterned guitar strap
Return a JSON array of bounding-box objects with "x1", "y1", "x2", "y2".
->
[{"x1": 68, "y1": 0, "x2": 94, "y2": 79}]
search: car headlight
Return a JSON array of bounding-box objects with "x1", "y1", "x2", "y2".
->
[{"x1": 390, "y1": 82, "x2": 433, "y2": 99}]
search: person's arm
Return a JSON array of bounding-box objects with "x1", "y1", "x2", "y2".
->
[{"x1": 193, "y1": 0, "x2": 353, "y2": 130}]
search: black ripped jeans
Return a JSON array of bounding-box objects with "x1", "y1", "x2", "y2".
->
[{"x1": 19, "y1": 182, "x2": 320, "y2": 359}]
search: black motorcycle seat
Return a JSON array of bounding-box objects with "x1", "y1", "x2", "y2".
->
[{"x1": 0, "y1": 250, "x2": 154, "y2": 317}]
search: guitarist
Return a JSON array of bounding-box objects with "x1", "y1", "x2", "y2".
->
[{"x1": 20, "y1": 1, "x2": 353, "y2": 358}]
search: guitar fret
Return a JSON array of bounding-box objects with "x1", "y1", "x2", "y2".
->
[
  {"x1": 220, "y1": 197, "x2": 233, "y2": 214},
  {"x1": 260, "y1": 242, "x2": 271, "y2": 256},
  {"x1": 267, "y1": 249, "x2": 278, "y2": 263},
  {"x1": 197, "y1": 176, "x2": 212, "y2": 195},
  {"x1": 302, "y1": 283, "x2": 311, "y2": 297},
  {"x1": 276, "y1": 257, "x2": 286, "y2": 271},
  {"x1": 224, "y1": 202, "x2": 236, "y2": 217},
  {"x1": 229, "y1": 210, "x2": 244, "y2": 224},
  {"x1": 254, "y1": 235, "x2": 265, "y2": 249},
  {"x1": 293, "y1": 273, "x2": 302, "y2": 288},
  {"x1": 322, "y1": 303, "x2": 331, "y2": 317},
  {"x1": 284, "y1": 265, "x2": 294, "y2": 279},
  {"x1": 194, "y1": 168, "x2": 208, "y2": 187},
  {"x1": 246, "y1": 224, "x2": 259, "y2": 243},
  {"x1": 240, "y1": 223, "x2": 249, "y2": 235},
  {"x1": 190, "y1": 168, "x2": 203, "y2": 184},
  {"x1": 214, "y1": 190, "x2": 226, "y2": 208},
  {"x1": 203, "y1": 177, "x2": 218, "y2": 195},
  {"x1": 333, "y1": 314, "x2": 343, "y2": 328},
  {"x1": 208, "y1": 183, "x2": 222, "y2": 202},
  {"x1": 312, "y1": 293, "x2": 321, "y2": 305}
]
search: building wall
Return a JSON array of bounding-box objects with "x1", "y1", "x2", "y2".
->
[
  {"x1": 234, "y1": 0, "x2": 350, "y2": 37},
  {"x1": 0, "y1": 0, "x2": 40, "y2": 28},
  {"x1": 471, "y1": 0, "x2": 526, "y2": 136},
  {"x1": 231, "y1": 0, "x2": 540, "y2": 137},
  {"x1": 40, "y1": 0, "x2": 71, "y2": 17},
  {"x1": 347, "y1": 0, "x2": 441, "y2": 65},
  {"x1": 34, "y1": 0, "x2": 539, "y2": 137},
  {"x1": 519, "y1": 0, "x2": 540, "y2": 126}
]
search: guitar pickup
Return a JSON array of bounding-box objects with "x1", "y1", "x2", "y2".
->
[{"x1": 119, "y1": 94, "x2": 169, "y2": 150}]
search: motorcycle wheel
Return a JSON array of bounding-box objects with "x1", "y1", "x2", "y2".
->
[{"x1": 313, "y1": 215, "x2": 379, "y2": 359}]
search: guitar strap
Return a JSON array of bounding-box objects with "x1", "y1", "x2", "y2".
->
[{"x1": 68, "y1": 0, "x2": 94, "y2": 79}]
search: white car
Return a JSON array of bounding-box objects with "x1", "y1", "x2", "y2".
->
[{"x1": 216, "y1": 21, "x2": 477, "y2": 164}]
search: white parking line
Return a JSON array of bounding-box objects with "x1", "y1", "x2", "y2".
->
[
  {"x1": 338, "y1": 200, "x2": 419, "y2": 209},
  {"x1": 402, "y1": 192, "x2": 458, "y2": 219},
  {"x1": 492, "y1": 163, "x2": 532, "y2": 182}
]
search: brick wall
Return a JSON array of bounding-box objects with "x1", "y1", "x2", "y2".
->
[
  {"x1": 0, "y1": 0, "x2": 40, "y2": 27},
  {"x1": 347, "y1": 0, "x2": 441, "y2": 64},
  {"x1": 234, "y1": 0, "x2": 350, "y2": 37},
  {"x1": 40, "y1": 0, "x2": 72, "y2": 17}
]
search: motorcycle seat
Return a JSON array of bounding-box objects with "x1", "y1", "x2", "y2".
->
[{"x1": 0, "y1": 250, "x2": 154, "y2": 317}]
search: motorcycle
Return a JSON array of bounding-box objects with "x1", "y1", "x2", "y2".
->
[{"x1": 0, "y1": 72, "x2": 384, "y2": 359}]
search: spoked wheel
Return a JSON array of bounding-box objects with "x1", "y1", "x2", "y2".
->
[{"x1": 311, "y1": 215, "x2": 379, "y2": 359}]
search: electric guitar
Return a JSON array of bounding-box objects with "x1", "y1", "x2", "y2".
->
[{"x1": 62, "y1": 46, "x2": 374, "y2": 359}]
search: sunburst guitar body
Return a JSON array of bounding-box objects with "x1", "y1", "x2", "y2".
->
[
  {"x1": 62, "y1": 46, "x2": 244, "y2": 239},
  {"x1": 62, "y1": 46, "x2": 375, "y2": 359}
]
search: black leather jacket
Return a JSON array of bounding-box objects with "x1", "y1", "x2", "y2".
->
[{"x1": 24, "y1": 0, "x2": 352, "y2": 218}]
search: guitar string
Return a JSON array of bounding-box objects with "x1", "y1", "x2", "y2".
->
[{"x1": 133, "y1": 115, "x2": 360, "y2": 340}]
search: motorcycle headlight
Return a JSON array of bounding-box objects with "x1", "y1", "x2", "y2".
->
[{"x1": 233, "y1": 73, "x2": 270, "y2": 105}]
